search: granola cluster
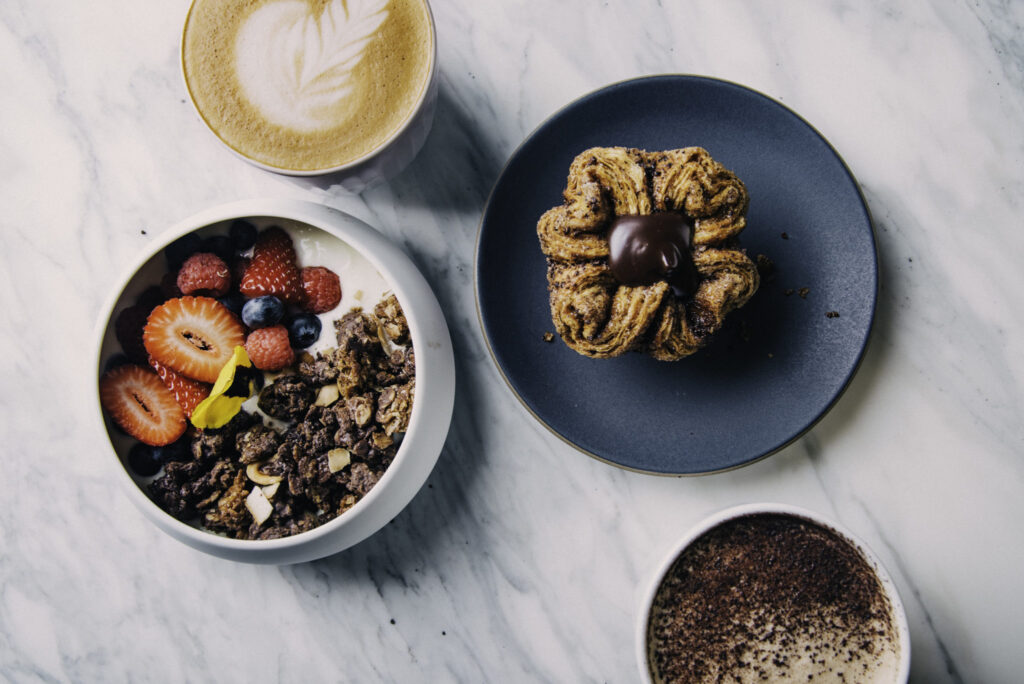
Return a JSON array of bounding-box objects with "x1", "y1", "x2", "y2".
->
[{"x1": 148, "y1": 294, "x2": 415, "y2": 540}]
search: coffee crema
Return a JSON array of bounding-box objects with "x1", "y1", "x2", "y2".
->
[
  {"x1": 183, "y1": 0, "x2": 434, "y2": 172},
  {"x1": 647, "y1": 514, "x2": 901, "y2": 684}
]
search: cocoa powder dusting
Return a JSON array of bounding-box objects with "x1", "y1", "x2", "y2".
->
[{"x1": 647, "y1": 514, "x2": 897, "y2": 683}]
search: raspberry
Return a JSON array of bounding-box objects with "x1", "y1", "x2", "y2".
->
[
  {"x1": 177, "y1": 252, "x2": 231, "y2": 297},
  {"x1": 245, "y1": 325, "x2": 294, "y2": 371},
  {"x1": 300, "y1": 266, "x2": 342, "y2": 313}
]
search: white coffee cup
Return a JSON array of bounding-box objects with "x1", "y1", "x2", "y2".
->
[
  {"x1": 636, "y1": 503, "x2": 911, "y2": 683},
  {"x1": 181, "y1": 0, "x2": 439, "y2": 192}
]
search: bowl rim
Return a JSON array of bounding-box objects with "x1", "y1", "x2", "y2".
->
[
  {"x1": 93, "y1": 198, "x2": 454, "y2": 559},
  {"x1": 179, "y1": 0, "x2": 439, "y2": 177},
  {"x1": 635, "y1": 502, "x2": 911, "y2": 683}
]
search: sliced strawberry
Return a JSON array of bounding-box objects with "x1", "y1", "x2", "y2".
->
[
  {"x1": 148, "y1": 355, "x2": 211, "y2": 417},
  {"x1": 144, "y1": 296, "x2": 246, "y2": 383},
  {"x1": 239, "y1": 227, "x2": 301, "y2": 303},
  {"x1": 99, "y1": 364, "x2": 186, "y2": 446}
]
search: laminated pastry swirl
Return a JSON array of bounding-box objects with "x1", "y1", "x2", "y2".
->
[{"x1": 537, "y1": 147, "x2": 759, "y2": 360}]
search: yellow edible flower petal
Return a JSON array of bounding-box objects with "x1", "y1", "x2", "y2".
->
[{"x1": 190, "y1": 346, "x2": 257, "y2": 429}]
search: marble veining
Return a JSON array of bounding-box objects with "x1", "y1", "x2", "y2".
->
[{"x1": 1, "y1": 0, "x2": 1022, "y2": 681}]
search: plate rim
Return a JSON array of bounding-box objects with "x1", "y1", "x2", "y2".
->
[{"x1": 474, "y1": 73, "x2": 879, "y2": 476}]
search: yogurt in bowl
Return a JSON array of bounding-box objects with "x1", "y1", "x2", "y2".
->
[{"x1": 94, "y1": 199, "x2": 454, "y2": 564}]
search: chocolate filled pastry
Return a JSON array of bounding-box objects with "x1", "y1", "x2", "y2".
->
[{"x1": 537, "y1": 147, "x2": 759, "y2": 360}]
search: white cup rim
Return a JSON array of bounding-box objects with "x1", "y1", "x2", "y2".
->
[
  {"x1": 636, "y1": 502, "x2": 911, "y2": 683},
  {"x1": 179, "y1": 0, "x2": 438, "y2": 177}
]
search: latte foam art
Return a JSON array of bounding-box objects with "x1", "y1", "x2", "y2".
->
[{"x1": 235, "y1": 0, "x2": 390, "y2": 133}]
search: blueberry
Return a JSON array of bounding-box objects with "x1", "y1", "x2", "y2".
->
[
  {"x1": 202, "y1": 234, "x2": 235, "y2": 262},
  {"x1": 135, "y1": 285, "x2": 165, "y2": 308},
  {"x1": 229, "y1": 219, "x2": 258, "y2": 252},
  {"x1": 286, "y1": 313, "x2": 322, "y2": 348},
  {"x1": 241, "y1": 295, "x2": 285, "y2": 328},
  {"x1": 127, "y1": 442, "x2": 164, "y2": 477},
  {"x1": 164, "y1": 232, "x2": 203, "y2": 269},
  {"x1": 217, "y1": 291, "x2": 247, "y2": 317},
  {"x1": 158, "y1": 437, "x2": 192, "y2": 463}
]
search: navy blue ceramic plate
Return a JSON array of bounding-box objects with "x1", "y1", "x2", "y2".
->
[{"x1": 476, "y1": 75, "x2": 877, "y2": 475}]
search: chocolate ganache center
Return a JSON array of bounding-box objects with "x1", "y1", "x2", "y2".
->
[{"x1": 607, "y1": 212, "x2": 699, "y2": 297}]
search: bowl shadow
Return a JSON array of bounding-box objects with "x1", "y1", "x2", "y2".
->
[
  {"x1": 284, "y1": 74, "x2": 506, "y2": 585},
  {"x1": 289, "y1": 74, "x2": 506, "y2": 213}
]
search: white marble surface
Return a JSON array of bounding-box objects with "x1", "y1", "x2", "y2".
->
[{"x1": 1, "y1": 0, "x2": 1022, "y2": 681}]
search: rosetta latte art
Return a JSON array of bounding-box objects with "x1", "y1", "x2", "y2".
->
[{"x1": 235, "y1": 0, "x2": 390, "y2": 133}]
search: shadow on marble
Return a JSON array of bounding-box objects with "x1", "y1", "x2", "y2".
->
[
  {"x1": 286, "y1": 355, "x2": 488, "y2": 589},
  {"x1": 283, "y1": 76, "x2": 506, "y2": 214},
  {"x1": 803, "y1": 186, "x2": 966, "y2": 682}
]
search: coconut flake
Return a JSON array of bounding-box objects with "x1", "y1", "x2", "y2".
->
[
  {"x1": 315, "y1": 384, "x2": 340, "y2": 407},
  {"x1": 328, "y1": 448, "x2": 351, "y2": 473},
  {"x1": 245, "y1": 486, "x2": 274, "y2": 526}
]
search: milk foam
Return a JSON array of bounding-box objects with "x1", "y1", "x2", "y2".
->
[{"x1": 235, "y1": 0, "x2": 390, "y2": 133}]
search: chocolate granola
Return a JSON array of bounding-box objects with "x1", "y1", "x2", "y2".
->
[{"x1": 147, "y1": 294, "x2": 415, "y2": 540}]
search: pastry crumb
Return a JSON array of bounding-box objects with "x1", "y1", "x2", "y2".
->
[
  {"x1": 542, "y1": 332, "x2": 554, "y2": 343},
  {"x1": 798, "y1": 287, "x2": 810, "y2": 299},
  {"x1": 826, "y1": 311, "x2": 840, "y2": 318}
]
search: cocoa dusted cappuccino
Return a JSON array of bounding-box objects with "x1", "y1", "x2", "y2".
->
[
  {"x1": 647, "y1": 513, "x2": 903, "y2": 683},
  {"x1": 182, "y1": 0, "x2": 435, "y2": 172}
]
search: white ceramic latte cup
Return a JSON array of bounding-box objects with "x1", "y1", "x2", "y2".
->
[
  {"x1": 93, "y1": 199, "x2": 455, "y2": 564},
  {"x1": 181, "y1": 0, "x2": 439, "y2": 192},
  {"x1": 636, "y1": 503, "x2": 911, "y2": 683}
]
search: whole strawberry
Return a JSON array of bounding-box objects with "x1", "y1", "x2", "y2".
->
[
  {"x1": 245, "y1": 325, "x2": 295, "y2": 371},
  {"x1": 240, "y1": 227, "x2": 301, "y2": 304},
  {"x1": 148, "y1": 355, "x2": 211, "y2": 418},
  {"x1": 300, "y1": 266, "x2": 342, "y2": 313},
  {"x1": 177, "y1": 252, "x2": 231, "y2": 297}
]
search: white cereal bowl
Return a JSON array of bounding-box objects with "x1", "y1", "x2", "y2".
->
[
  {"x1": 93, "y1": 199, "x2": 455, "y2": 564},
  {"x1": 636, "y1": 503, "x2": 911, "y2": 683}
]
